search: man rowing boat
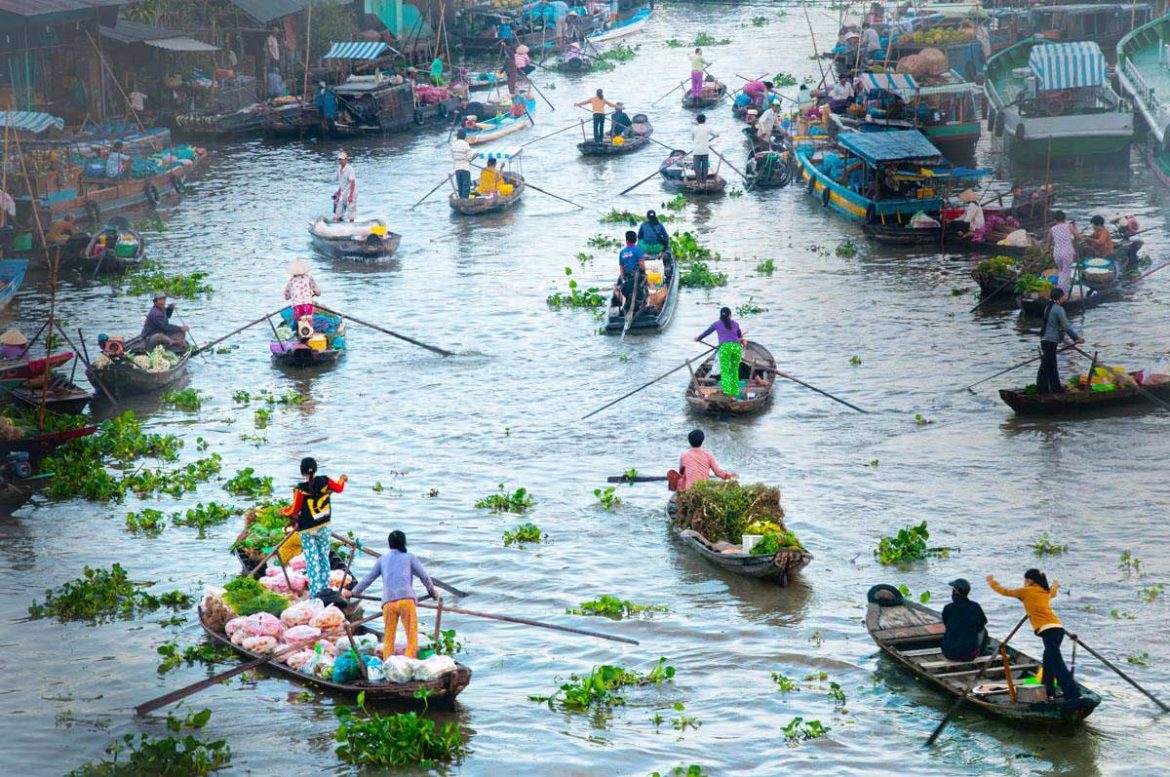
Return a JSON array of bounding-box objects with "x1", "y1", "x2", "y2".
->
[{"x1": 673, "y1": 429, "x2": 735, "y2": 492}]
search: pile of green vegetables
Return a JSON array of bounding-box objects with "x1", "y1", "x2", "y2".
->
[
  {"x1": 673, "y1": 481, "x2": 801, "y2": 551},
  {"x1": 976, "y1": 255, "x2": 1019, "y2": 277},
  {"x1": 222, "y1": 576, "x2": 287, "y2": 616},
  {"x1": 1014, "y1": 273, "x2": 1053, "y2": 295},
  {"x1": 231, "y1": 500, "x2": 287, "y2": 560}
]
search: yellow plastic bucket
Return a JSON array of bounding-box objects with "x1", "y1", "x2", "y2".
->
[
  {"x1": 646, "y1": 271, "x2": 663, "y2": 285},
  {"x1": 307, "y1": 334, "x2": 328, "y2": 351},
  {"x1": 497, "y1": 183, "x2": 514, "y2": 196}
]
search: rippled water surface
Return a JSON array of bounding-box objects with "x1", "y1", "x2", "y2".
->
[{"x1": 4, "y1": 4, "x2": 1170, "y2": 776}]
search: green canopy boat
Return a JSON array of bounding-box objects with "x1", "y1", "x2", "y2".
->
[{"x1": 1118, "y1": 15, "x2": 1170, "y2": 187}]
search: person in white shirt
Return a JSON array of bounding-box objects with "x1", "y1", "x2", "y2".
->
[
  {"x1": 105, "y1": 141, "x2": 131, "y2": 179},
  {"x1": 450, "y1": 129, "x2": 475, "y2": 199},
  {"x1": 756, "y1": 100, "x2": 779, "y2": 145},
  {"x1": 0, "y1": 189, "x2": 15, "y2": 225},
  {"x1": 958, "y1": 188, "x2": 985, "y2": 235},
  {"x1": 691, "y1": 114, "x2": 718, "y2": 184},
  {"x1": 129, "y1": 90, "x2": 147, "y2": 114},
  {"x1": 333, "y1": 151, "x2": 357, "y2": 222},
  {"x1": 266, "y1": 29, "x2": 281, "y2": 67},
  {"x1": 828, "y1": 73, "x2": 854, "y2": 113},
  {"x1": 861, "y1": 22, "x2": 881, "y2": 57}
]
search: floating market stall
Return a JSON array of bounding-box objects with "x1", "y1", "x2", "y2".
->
[
  {"x1": 1000, "y1": 360, "x2": 1170, "y2": 416},
  {"x1": 85, "y1": 341, "x2": 193, "y2": 399},
  {"x1": 269, "y1": 307, "x2": 346, "y2": 368},
  {"x1": 1029, "y1": 3, "x2": 1153, "y2": 59},
  {"x1": 842, "y1": 71, "x2": 981, "y2": 160},
  {"x1": 1117, "y1": 15, "x2": 1170, "y2": 187},
  {"x1": 984, "y1": 39, "x2": 1133, "y2": 165}
]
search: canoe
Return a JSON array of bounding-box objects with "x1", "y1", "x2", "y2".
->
[
  {"x1": 80, "y1": 224, "x2": 146, "y2": 274},
  {"x1": 659, "y1": 150, "x2": 726, "y2": 195},
  {"x1": 999, "y1": 374, "x2": 1170, "y2": 415},
  {"x1": 685, "y1": 341, "x2": 776, "y2": 414},
  {"x1": 9, "y1": 374, "x2": 93, "y2": 415},
  {"x1": 270, "y1": 307, "x2": 346, "y2": 368},
  {"x1": 745, "y1": 148, "x2": 794, "y2": 189},
  {"x1": 865, "y1": 589, "x2": 1101, "y2": 723},
  {"x1": 307, "y1": 218, "x2": 401, "y2": 261},
  {"x1": 465, "y1": 97, "x2": 536, "y2": 145},
  {"x1": 0, "y1": 259, "x2": 28, "y2": 313},
  {"x1": 603, "y1": 249, "x2": 679, "y2": 334},
  {"x1": 577, "y1": 115, "x2": 653, "y2": 156},
  {"x1": 587, "y1": 8, "x2": 652, "y2": 44},
  {"x1": 666, "y1": 501, "x2": 812, "y2": 586},
  {"x1": 449, "y1": 172, "x2": 525, "y2": 216},
  {"x1": 85, "y1": 342, "x2": 192, "y2": 399},
  {"x1": 556, "y1": 56, "x2": 592, "y2": 74},
  {"x1": 197, "y1": 606, "x2": 472, "y2": 705},
  {"x1": 681, "y1": 82, "x2": 727, "y2": 109}
]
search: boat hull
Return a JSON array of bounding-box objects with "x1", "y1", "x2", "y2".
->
[{"x1": 667, "y1": 505, "x2": 811, "y2": 586}]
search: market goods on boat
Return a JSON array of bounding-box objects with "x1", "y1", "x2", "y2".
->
[
  {"x1": 603, "y1": 247, "x2": 679, "y2": 334},
  {"x1": 1000, "y1": 362, "x2": 1170, "y2": 415},
  {"x1": 685, "y1": 341, "x2": 776, "y2": 414},
  {"x1": 577, "y1": 114, "x2": 653, "y2": 156},
  {"x1": 85, "y1": 341, "x2": 192, "y2": 398},
  {"x1": 81, "y1": 222, "x2": 146, "y2": 273},
  {"x1": 682, "y1": 78, "x2": 727, "y2": 109},
  {"x1": 866, "y1": 587, "x2": 1101, "y2": 723},
  {"x1": 270, "y1": 307, "x2": 346, "y2": 368},
  {"x1": 449, "y1": 149, "x2": 525, "y2": 216},
  {"x1": 8, "y1": 373, "x2": 93, "y2": 415},
  {"x1": 307, "y1": 218, "x2": 401, "y2": 261},
  {"x1": 668, "y1": 481, "x2": 811, "y2": 586}
]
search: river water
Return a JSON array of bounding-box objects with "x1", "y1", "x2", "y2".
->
[{"x1": 4, "y1": 3, "x2": 1169, "y2": 775}]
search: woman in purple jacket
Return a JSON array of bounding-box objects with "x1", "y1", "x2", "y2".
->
[
  {"x1": 344, "y1": 530, "x2": 438, "y2": 660},
  {"x1": 696, "y1": 307, "x2": 746, "y2": 397}
]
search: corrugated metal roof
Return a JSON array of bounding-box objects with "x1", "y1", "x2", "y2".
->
[
  {"x1": 148, "y1": 36, "x2": 217, "y2": 51},
  {"x1": 224, "y1": 0, "x2": 310, "y2": 23},
  {"x1": 100, "y1": 19, "x2": 183, "y2": 43},
  {"x1": 0, "y1": 0, "x2": 126, "y2": 17},
  {"x1": 837, "y1": 130, "x2": 943, "y2": 165}
]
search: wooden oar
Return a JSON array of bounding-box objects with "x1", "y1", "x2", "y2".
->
[
  {"x1": 194, "y1": 309, "x2": 287, "y2": 355},
  {"x1": 962, "y1": 344, "x2": 1074, "y2": 392},
  {"x1": 620, "y1": 266, "x2": 641, "y2": 339},
  {"x1": 411, "y1": 174, "x2": 453, "y2": 210},
  {"x1": 651, "y1": 77, "x2": 688, "y2": 106},
  {"x1": 416, "y1": 599, "x2": 637, "y2": 645},
  {"x1": 619, "y1": 163, "x2": 667, "y2": 196},
  {"x1": 331, "y1": 532, "x2": 468, "y2": 598},
  {"x1": 1070, "y1": 346, "x2": 1170, "y2": 412},
  {"x1": 1066, "y1": 632, "x2": 1170, "y2": 712},
  {"x1": 527, "y1": 78, "x2": 556, "y2": 112},
  {"x1": 173, "y1": 309, "x2": 207, "y2": 363},
  {"x1": 522, "y1": 179, "x2": 584, "y2": 209},
  {"x1": 606, "y1": 475, "x2": 668, "y2": 483},
  {"x1": 581, "y1": 345, "x2": 717, "y2": 420},
  {"x1": 926, "y1": 615, "x2": 1029, "y2": 746},
  {"x1": 315, "y1": 305, "x2": 454, "y2": 357},
  {"x1": 709, "y1": 147, "x2": 748, "y2": 184},
  {"x1": 135, "y1": 611, "x2": 383, "y2": 716},
  {"x1": 519, "y1": 119, "x2": 585, "y2": 149},
  {"x1": 774, "y1": 369, "x2": 868, "y2": 414}
]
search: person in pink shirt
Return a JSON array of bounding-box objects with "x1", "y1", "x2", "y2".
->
[{"x1": 677, "y1": 429, "x2": 736, "y2": 492}]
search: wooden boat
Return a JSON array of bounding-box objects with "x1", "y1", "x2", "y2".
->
[
  {"x1": 682, "y1": 79, "x2": 727, "y2": 109},
  {"x1": 0, "y1": 351, "x2": 74, "y2": 387},
  {"x1": 80, "y1": 223, "x2": 146, "y2": 273},
  {"x1": 556, "y1": 54, "x2": 592, "y2": 74},
  {"x1": 985, "y1": 38, "x2": 1133, "y2": 165},
  {"x1": 587, "y1": 8, "x2": 652, "y2": 44},
  {"x1": 603, "y1": 249, "x2": 679, "y2": 334},
  {"x1": 577, "y1": 114, "x2": 652, "y2": 156},
  {"x1": 685, "y1": 342, "x2": 776, "y2": 414},
  {"x1": 745, "y1": 144, "x2": 795, "y2": 189},
  {"x1": 0, "y1": 259, "x2": 27, "y2": 312},
  {"x1": 197, "y1": 606, "x2": 472, "y2": 705},
  {"x1": 1000, "y1": 374, "x2": 1170, "y2": 415},
  {"x1": 464, "y1": 71, "x2": 506, "y2": 93},
  {"x1": 659, "y1": 150, "x2": 725, "y2": 195},
  {"x1": 450, "y1": 149, "x2": 525, "y2": 216},
  {"x1": 865, "y1": 589, "x2": 1101, "y2": 723},
  {"x1": 0, "y1": 424, "x2": 97, "y2": 459},
  {"x1": 666, "y1": 500, "x2": 812, "y2": 586},
  {"x1": 307, "y1": 218, "x2": 401, "y2": 261},
  {"x1": 9, "y1": 374, "x2": 93, "y2": 415},
  {"x1": 85, "y1": 340, "x2": 193, "y2": 399},
  {"x1": 270, "y1": 307, "x2": 346, "y2": 368},
  {"x1": 1118, "y1": 15, "x2": 1170, "y2": 187},
  {"x1": 862, "y1": 220, "x2": 969, "y2": 245},
  {"x1": 175, "y1": 103, "x2": 267, "y2": 137},
  {"x1": 1032, "y1": 3, "x2": 1152, "y2": 57},
  {"x1": 465, "y1": 96, "x2": 536, "y2": 145},
  {"x1": 262, "y1": 98, "x2": 318, "y2": 138}
]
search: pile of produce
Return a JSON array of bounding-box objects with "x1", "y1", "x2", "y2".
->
[
  {"x1": 672, "y1": 481, "x2": 803, "y2": 553},
  {"x1": 897, "y1": 47, "x2": 950, "y2": 79},
  {"x1": 232, "y1": 500, "x2": 291, "y2": 565},
  {"x1": 1068, "y1": 364, "x2": 1136, "y2": 393},
  {"x1": 91, "y1": 345, "x2": 181, "y2": 373},
  {"x1": 904, "y1": 27, "x2": 974, "y2": 46},
  {"x1": 1014, "y1": 273, "x2": 1053, "y2": 296}
]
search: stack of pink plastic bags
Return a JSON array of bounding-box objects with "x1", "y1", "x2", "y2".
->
[{"x1": 257, "y1": 555, "x2": 352, "y2": 595}]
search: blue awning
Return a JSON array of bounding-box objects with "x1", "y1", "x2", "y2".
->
[
  {"x1": 837, "y1": 130, "x2": 942, "y2": 165},
  {"x1": 1028, "y1": 42, "x2": 1106, "y2": 91},
  {"x1": 858, "y1": 72, "x2": 918, "y2": 96},
  {"x1": 322, "y1": 41, "x2": 389, "y2": 60},
  {"x1": 0, "y1": 110, "x2": 64, "y2": 134}
]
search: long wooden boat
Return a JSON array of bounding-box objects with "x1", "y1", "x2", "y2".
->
[
  {"x1": 587, "y1": 8, "x2": 652, "y2": 44},
  {"x1": 685, "y1": 341, "x2": 776, "y2": 414},
  {"x1": 262, "y1": 98, "x2": 318, "y2": 138},
  {"x1": 175, "y1": 104, "x2": 267, "y2": 137},
  {"x1": 0, "y1": 424, "x2": 97, "y2": 459},
  {"x1": 1118, "y1": 15, "x2": 1170, "y2": 188},
  {"x1": 1000, "y1": 375, "x2": 1170, "y2": 415},
  {"x1": 466, "y1": 97, "x2": 536, "y2": 145},
  {"x1": 866, "y1": 589, "x2": 1101, "y2": 723},
  {"x1": 985, "y1": 38, "x2": 1133, "y2": 165},
  {"x1": 0, "y1": 259, "x2": 28, "y2": 312},
  {"x1": 85, "y1": 342, "x2": 193, "y2": 399},
  {"x1": 197, "y1": 606, "x2": 472, "y2": 705},
  {"x1": 603, "y1": 249, "x2": 679, "y2": 334},
  {"x1": 666, "y1": 501, "x2": 812, "y2": 586},
  {"x1": 577, "y1": 115, "x2": 653, "y2": 156},
  {"x1": 449, "y1": 171, "x2": 525, "y2": 216},
  {"x1": 270, "y1": 307, "x2": 346, "y2": 368},
  {"x1": 0, "y1": 352, "x2": 74, "y2": 385},
  {"x1": 307, "y1": 218, "x2": 401, "y2": 261},
  {"x1": 9, "y1": 374, "x2": 93, "y2": 415},
  {"x1": 682, "y1": 80, "x2": 727, "y2": 109},
  {"x1": 659, "y1": 150, "x2": 726, "y2": 195}
]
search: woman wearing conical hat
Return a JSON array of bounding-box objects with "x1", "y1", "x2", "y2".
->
[{"x1": 284, "y1": 257, "x2": 320, "y2": 323}]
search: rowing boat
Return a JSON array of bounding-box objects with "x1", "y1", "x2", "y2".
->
[
  {"x1": 81, "y1": 222, "x2": 146, "y2": 274},
  {"x1": 0, "y1": 424, "x2": 97, "y2": 460},
  {"x1": 577, "y1": 114, "x2": 653, "y2": 156},
  {"x1": 197, "y1": 605, "x2": 472, "y2": 705},
  {"x1": 865, "y1": 587, "x2": 1101, "y2": 723},
  {"x1": 681, "y1": 80, "x2": 727, "y2": 109},
  {"x1": 450, "y1": 149, "x2": 526, "y2": 216},
  {"x1": 685, "y1": 341, "x2": 776, "y2": 414},
  {"x1": 307, "y1": 218, "x2": 401, "y2": 261},
  {"x1": 465, "y1": 96, "x2": 536, "y2": 145},
  {"x1": 665, "y1": 497, "x2": 812, "y2": 587},
  {"x1": 603, "y1": 249, "x2": 679, "y2": 334},
  {"x1": 587, "y1": 8, "x2": 652, "y2": 44},
  {"x1": 659, "y1": 150, "x2": 726, "y2": 194},
  {"x1": 0, "y1": 259, "x2": 28, "y2": 313},
  {"x1": 744, "y1": 147, "x2": 794, "y2": 189},
  {"x1": 999, "y1": 374, "x2": 1170, "y2": 415},
  {"x1": 9, "y1": 374, "x2": 93, "y2": 415},
  {"x1": 85, "y1": 340, "x2": 192, "y2": 398},
  {"x1": 270, "y1": 307, "x2": 346, "y2": 368}
]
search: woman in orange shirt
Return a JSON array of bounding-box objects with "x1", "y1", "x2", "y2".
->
[{"x1": 987, "y1": 568, "x2": 1081, "y2": 702}]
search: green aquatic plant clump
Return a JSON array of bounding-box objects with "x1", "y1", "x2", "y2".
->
[
  {"x1": 172, "y1": 502, "x2": 242, "y2": 538},
  {"x1": 503, "y1": 522, "x2": 545, "y2": 546},
  {"x1": 672, "y1": 480, "x2": 791, "y2": 546},
  {"x1": 475, "y1": 483, "x2": 534, "y2": 513},
  {"x1": 679, "y1": 261, "x2": 728, "y2": 289},
  {"x1": 530, "y1": 658, "x2": 675, "y2": 711},
  {"x1": 28, "y1": 564, "x2": 190, "y2": 623},
  {"x1": 547, "y1": 267, "x2": 607, "y2": 309},
  {"x1": 875, "y1": 521, "x2": 948, "y2": 565},
  {"x1": 67, "y1": 728, "x2": 232, "y2": 776},
  {"x1": 335, "y1": 691, "x2": 466, "y2": 768},
  {"x1": 567, "y1": 595, "x2": 668, "y2": 619},
  {"x1": 123, "y1": 265, "x2": 214, "y2": 299},
  {"x1": 223, "y1": 467, "x2": 273, "y2": 497},
  {"x1": 161, "y1": 388, "x2": 203, "y2": 411}
]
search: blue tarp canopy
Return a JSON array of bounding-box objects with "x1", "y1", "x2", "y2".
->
[
  {"x1": 322, "y1": 41, "x2": 389, "y2": 60},
  {"x1": 0, "y1": 110, "x2": 64, "y2": 134},
  {"x1": 858, "y1": 72, "x2": 918, "y2": 96},
  {"x1": 1028, "y1": 42, "x2": 1106, "y2": 91},
  {"x1": 837, "y1": 130, "x2": 942, "y2": 165}
]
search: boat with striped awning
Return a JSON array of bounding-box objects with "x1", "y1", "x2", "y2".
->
[
  {"x1": 1118, "y1": 15, "x2": 1170, "y2": 187},
  {"x1": 0, "y1": 111, "x2": 64, "y2": 135},
  {"x1": 985, "y1": 38, "x2": 1133, "y2": 165}
]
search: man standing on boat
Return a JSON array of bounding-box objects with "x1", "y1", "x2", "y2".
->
[
  {"x1": 141, "y1": 292, "x2": 188, "y2": 349},
  {"x1": 1036, "y1": 287, "x2": 1084, "y2": 395},
  {"x1": 332, "y1": 151, "x2": 356, "y2": 223},
  {"x1": 451, "y1": 129, "x2": 476, "y2": 200},
  {"x1": 576, "y1": 88, "x2": 618, "y2": 143},
  {"x1": 674, "y1": 429, "x2": 735, "y2": 492},
  {"x1": 756, "y1": 98, "x2": 779, "y2": 146},
  {"x1": 692, "y1": 114, "x2": 717, "y2": 184}
]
